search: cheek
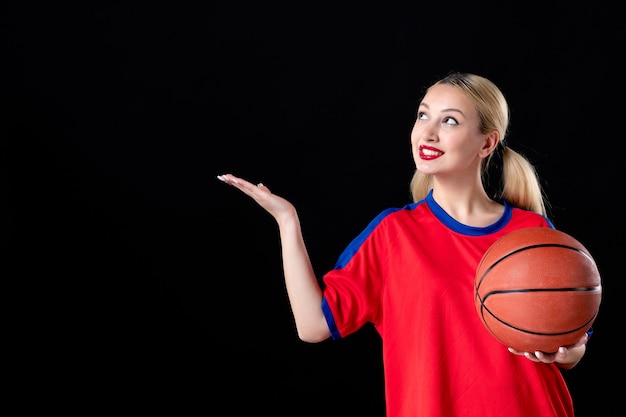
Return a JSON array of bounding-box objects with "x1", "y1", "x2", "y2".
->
[
  {"x1": 410, "y1": 132, "x2": 420, "y2": 155},
  {"x1": 410, "y1": 124, "x2": 420, "y2": 145}
]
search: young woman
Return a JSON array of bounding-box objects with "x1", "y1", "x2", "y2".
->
[{"x1": 217, "y1": 72, "x2": 589, "y2": 416}]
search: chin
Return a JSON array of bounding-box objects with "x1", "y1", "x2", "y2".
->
[{"x1": 415, "y1": 164, "x2": 436, "y2": 175}]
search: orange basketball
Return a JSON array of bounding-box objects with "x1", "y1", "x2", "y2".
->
[{"x1": 474, "y1": 227, "x2": 602, "y2": 353}]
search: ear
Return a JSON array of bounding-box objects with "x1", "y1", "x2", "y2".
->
[{"x1": 479, "y1": 130, "x2": 499, "y2": 158}]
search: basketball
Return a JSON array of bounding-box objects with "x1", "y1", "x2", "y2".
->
[{"x1": 474, "y1": 227, "x2": 602, "y2": 353}]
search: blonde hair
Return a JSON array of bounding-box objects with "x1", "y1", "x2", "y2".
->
[{"x1": 409, "y1": 72, "x2": 548, "y2": 217}]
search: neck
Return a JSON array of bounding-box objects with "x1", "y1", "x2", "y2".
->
[{"x1": 430, "y1": 178, "x2": 502, "y2": 227}]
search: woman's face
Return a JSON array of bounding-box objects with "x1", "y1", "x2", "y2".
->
[{"x1": 410, "y1": 83, "x2": 493, "y2": 178}]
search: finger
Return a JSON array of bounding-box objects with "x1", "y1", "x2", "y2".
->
[
  {"x1": 218, "y1": 174, "x2": 255, "y2": 191},
  {"x1": 217, "y1": 174, "x2": 239, "y2": 185},
  {"x1": 534, "y1": 351, "x2": 555, "y2": 363},
  {"x1": 256, "y1": 182, "x2": 271, "y2": 192}
]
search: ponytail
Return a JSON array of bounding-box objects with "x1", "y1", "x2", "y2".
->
[{"x1": 498, "y1": 146, "x2": 549, "y2": 217}]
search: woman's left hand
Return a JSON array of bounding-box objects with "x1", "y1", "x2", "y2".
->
[{"x1": 508, "y1": 332, "x2": 589, "y2": 368}]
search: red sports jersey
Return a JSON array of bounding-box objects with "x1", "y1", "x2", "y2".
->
[{"x1": 320, "y1": 190, "x2": 575, "y2": 417}]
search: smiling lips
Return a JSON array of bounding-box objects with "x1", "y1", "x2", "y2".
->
[{"x1": 419, "y1": 145, "x2": 443, "y2": 160}]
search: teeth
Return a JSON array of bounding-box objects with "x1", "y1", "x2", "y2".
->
[{"x1": 422, "y1": 149, "x2": 442, "y2": 156}]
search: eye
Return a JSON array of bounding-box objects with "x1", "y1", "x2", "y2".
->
[
  {"x1": 417, "y1": 111, "x2": 428, "y2": 120},
  {"x1": 443, "y1": 116, "x2": 459, "y2": 125}
]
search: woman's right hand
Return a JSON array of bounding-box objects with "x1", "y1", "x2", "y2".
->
[
  {"x1": 218, "y1": 173, "x2": 329, "y2": 342},
  {"x1": 217, "y1": 174, "x2": 297, "y2": 224}
]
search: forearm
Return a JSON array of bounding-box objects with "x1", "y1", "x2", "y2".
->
[{"x1": 277, "y1": 212, "x2": 330, "y2": 343}]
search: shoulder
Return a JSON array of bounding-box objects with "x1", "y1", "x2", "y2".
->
[
  {"x1": 509, "y1": 206, "x2": 554, "y2": 229},
  {"x1": 369, "y1": 200, "x2": 429, "y2": 226}
]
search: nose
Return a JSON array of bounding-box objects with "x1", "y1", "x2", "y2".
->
[{"x1": 411, "y1": 122, "x2": 437, "y2": 145}]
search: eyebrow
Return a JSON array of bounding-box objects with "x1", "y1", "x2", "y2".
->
[{"x1": 419, "y1": 102, "x2": 466, "y2": 116}]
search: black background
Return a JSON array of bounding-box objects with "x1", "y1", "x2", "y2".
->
[{"x1": 4, "y1": 1, "x2": 622, "y2": 414}]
